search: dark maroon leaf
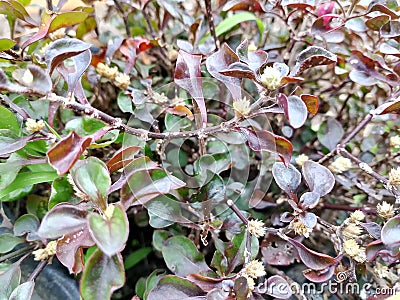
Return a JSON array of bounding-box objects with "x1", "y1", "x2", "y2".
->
[
  {"x1": 37, "y1": 203, "x2": 89, "y2": 239},
  {"x1": 281, "y1": 0, "x2": 315, "y2": 9},
  {"x1": 381, "y1": 20, "x2": 400, "y2": 38},
  {"x1": 272, "y1": 162, "x2": 301, "y2": 196},
  {"x1": 291, "y1": 46, "x2": 337, "y2": 76},
  {"x1": 372, "y1": 100, "x2": 400, "y2": 115},
  {"x1": 174, "y1": 50, "x2": 206, "y2": 126},
  {"x1": 303, "y1": 265, "x2": 335, "y2": 282},
  {"x1": 261, "y1": 234, "x2": 298, "y2": 266},
  {"x1": 45, "y1": 38, "x2": 92, "y2": 75},
  {"x1": 360, "y1": 222, "x2": 381, "y2": 239},
  {"x1": 311, "y1": 14, "x2": 344, "y2": 36},
  {"x1": 206, "y1": 43, "x2": 241, "y2": 100},
  {"x1": 381, "y1": 216, "x2": 400, "y2": 246},
  {"x1": 302, "y1": 160, "x2": 335, "y2": 197},
  {"x1": 223, "y1": 0, "x2": 266, "y2": 12},
  {"x1": 106, "y1": 146, "x2": 141, "y2": 173},
  {"x1": 365, "y1": 239, "x2": 400, "y2": 263},
  {"x1": 186, "y1": 274, "x2": 224, "y2": 292},
  {"x1": 287, "y1": 238, "x2": 335, "y2": 271},
  {"x1": 236, "y1": 127, "x2": 293, "y2": 165},
  {"x1": 220, "y1": 62, "x2": 256, "y2": 80},
  {"x1": 147, "y1": 275, "x2": 205, "y2": 300},
  {"x1": 299, "y1": 192, "x2": 320, "y2": 210},
  {"x1": 47, "y1": 131, "x2": 92, "y2": 175},
  {"x1": 349, "y1": 50, "x2": 377, "y2": 72}
]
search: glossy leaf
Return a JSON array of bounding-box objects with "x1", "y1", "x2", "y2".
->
[
  {"x1": 88, "y1": 204, "x2": 129, "y2": 256},
  {"x1": 13, "y1": 214, "x2": 39, "y2": 241},
  {"x1": 291, "y1": 46, "x2": 337, "y2": 76},
  {"x1": 0, "y1": 260, "x2": 21, "y2": 300},
  {"x1": 147, "y1": 275, "x2": 205, "y2": 300},
  {"x1": 0, "y1": 130, "x2": 35, "y2": 157},
  {"x1": 261, "y1": 275, "x2": 292, "y2": 299},
  {"x1": 360, "y1": 222, "x2": 381, "y2": 240},
  {"x1": 47, "y1": 131, "x2": 92, "y2": 175},
  {"x1": 381, "y1": 216, "x2": 400, "y2": 246},
  {"x1": 302, "y1": 160, "x2": 335, "y2": 197},
  {"x1": 174, "y1": 50, "x2": 206, "y2": 126},
  {"x1": 317, "y1": 118, "x2": 344, "y2": 150},
  {"x1": 80, "y1": 249, "x2": 125, "y2": 300},
  {"x1": 38, "y1": 203, "x2": 88, "y2": 239},
  {"x1": 9, "y1": 281, "x2": 35, "y2": 300},
  {"x1": 299, "y1": 192, "x2": 320, "y2": 210},
  {"x1": 0, "y1": 105, "x2": 20, "y2": 133},
  {"x1": 161, "y1": 236, "x2": 210, "y2": 276},
  {"x1": 48, "y1": 177, "x2": 74, "y2": 209},
  {"x1": 282, "y1": 95, "x2": 308, "y2": 129},
  {"x1": 0, "y1": 233, "x2": 24, "y2": 253},
  {"x1": 206, "y1": 43, "x2": 241, "y2": 100},
  {"x1": 299, "y1": 212, "x2": 317, "y2": 228},
  {"x1": 372, "y1": 100, "x2": 400, "y2": 115},
  {"x1": 287, "y1": 238, "x2": 335, "y2": 271},
  {"x1": 261, "y1": 234, "x2": 297, "y2": 266},
  {"x1": 106, "y1": 146, "x2": 141, "y2": 174},
  {"x1": 272, "y1": 162, "x2": 301, "y2": 196},
  {"x1": 0, "y1": 38, "x2": 15, "y2": 51},
  {"x1": 45, "y1": 38, "x2": 92, "y2": 75},
  {"x1": 236, "y1": 127, "x2": 293, "y2": 166},
  {"x1": 70, "y1": 157, "x2": 111, "y2": 211},
  {"x1": 365, "y1": 14, "x2": 390, "y2": 31}
]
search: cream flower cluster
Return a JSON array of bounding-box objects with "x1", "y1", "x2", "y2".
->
[
  {"x1": 26, "y1": 118, "x2": 45, "y2": 133},
  {"x1": 32, "y1": 240, "x2": 57, "y2": 261},
  {"x1": 260, "y1": 66, "x2": 281, "y2": 90}
]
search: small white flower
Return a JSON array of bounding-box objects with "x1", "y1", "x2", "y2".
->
[
  {"x1": 32, "y1": 240, "x2": 57, "y2": 261},
  {"x1": 389, "y1": 167, "x2": 400, "y2": 186},
  {"x1": 259, "y1": 66, "x2": 281, "y2": 90},
  {"x1": 329, "y1": 157, "x2": 352, "y2": 173},
  {"x1": 114, "y1": 73, "x2": 130, "y2": 89},
  {"x1": 21, "y1": 69, "x2": 34, "y2": 86},
  {"x1": 248, "y1": 41, "x2": 257, "y2": 52},
  {"x1": 343, "y1": 223, "x2": 363, "y2": 239},
  {"x1": 290, "y1": 219, "x2": 313, "y2": 238},
  {"x1": 295, "y1": 154, "x2": 309, "y2": 166},
  {"x1": 390, "y1": 135, "x2": 400, "y2": 148},
  {"x1": 243, "y1": 260, "x2": 266, "y2": 279},
  {"x1": 25, "y1": 118, "x2": 45, "y2": 133},
  {"x1": 153, "y1": 92, "x2": 169, "y2": 104},
  {"x1": 96, "y1": 63, "x2": 118, "y2": 80},
  {"x1": 377, "y1": 201, "x2": 395, "y2": 220},
  {"x1": 233, "y1": 97, "x2": 251, "y2": 118},
  {"x1": 343, "y1": 239, "x2": 361, "y2": 258},
  {"x1": 350, "y1": 210, "x2": 365, "y2": 222},
  {"x1": 49, "y1": 28, "x2": 66, "y2": 40},
  {"x1": 247, "y1": 219, "x2": 266, "y2": 238}
]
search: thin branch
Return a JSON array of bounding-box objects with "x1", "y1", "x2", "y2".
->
[
  {"x1": 204, "y1": 0, "x2": 219, "y2": 50},
  {"x1": 114, "y1": 0, "x2": 130, "y2": 37},
  {"x1": 0, "y1": 245, "x2": 36, "y2": 263},
  {"x1": 28, "y1": 260, "x2": 48, "y2": 281},
  {"x1": 46, "y1": 0, "x2": 53, "y2": 11}
]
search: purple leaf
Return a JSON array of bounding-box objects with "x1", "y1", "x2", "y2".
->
[
  {"x1": 381, "y1": 216, "x2": 400, "y2": 246},
  {"x1": 299, "y1": 192, "x2": 320, "y2": 210},
  {"x1": 291, "y1": 46, "x2": 337, "y2": 76},
  {"x1": 206, "y1": 43, "x2": 241, "y2": 100},
  {"x1": 360, "y1": 222, "x2": 381, "y2": 240},
  {"x1": 272, "y1": 162, "x2": 301, "y2": 196},
  {"x1": 261, "y1": 234, "x2": 298, "y2": 266},
  {"x1": 303, "y1": 265, "x2": 335, "y2": 282},
  {"x1": 174, "y1": 50, "x2": 206, "y2": 126},
  {"x1": 299, "y1": 212, "x2": 317, "y2": 229},
  {"x1": 262, "y1": 275, "x2": 292, "y2": 299},
  {"x1": 147, "y1": 275, "x2": 205, "y2": 300},
  {"x1": 302, "y1": 160, "x2": 335, "y2": 197}
]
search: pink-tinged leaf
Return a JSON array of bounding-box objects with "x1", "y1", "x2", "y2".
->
[
  {"x1": 287, "y1": 238, "x2": 335, "y2": 271},
  {"x1": 365, "y1": 239, "x2": 400, "y2": 263},
  {"x1": 311, "y1": 14, "x2": 344, "y2": 36},
  {"x1": 349, "y1": 50, "x2": 377, "y2": 72},
  {"x1": 381, "y1": 20, "x2": 400, "y2": 38},
  {"x1": 281, "y1": 0, "x2": 315, "y2": 9},
  {"x1": 381, "y1": 216, "x2": 400, "y2": 246},
  {"x1": 106, "y1": 146, "x2": 141, "y2": 173},
  {"x1": 119, "y1": 37, "x2": 155, "y2": 73},
  {"x1": 372, "y1": 100, "x2": 400, "y2": 115},
  {"x1": 272, "y1": 162, "x2": 301, "y2": 196},
  {"x1": 299, "y1": 192, "x2": 320, "y2": 210},
  {"x1": 301, "y1": 94, "x2": 319, "y2": 115},
  {"x1": 206, "y1": 43, "x2": 241, "y2": 100},
  {"x1": 56, "y1": 227, "x2": 95, "y2": 274},
  {"x1": 80, "y1": 249, "x2": 125, "y2": 300},
  {"x1": 236, "y1": 127, "x2": 293, "y2": 165},
  {"x1": 291, "y1": 46, "x2": 337, "y2": 76},
  {"x1": 259, "y1": 275, "x2": 292, "y2": 299},
  {"x1": 261, "y1": 234, "x2": 298, "y2": 266},
  {"x1": 147, "y1": 275, "x2": 205, "y2": 300},
  {"x1": 368, "y1": 3, "x2": 398, "y2": 19},
  {"x1": 47, "y1": 131, "x2": 92, "y2": 175},
  {"x1": 88, "y1": 204, "x2": 129, "y2": 256},
  {"x1": 186, "y1": 274, "x2": 224, "y2": 292},
  {"x1": 0, "y1": 131, "x2": 35, "y2": 156},
  {"x1": 303, "y1": 265, "x2": 335, "y2": 282},
  {"x1": 302, "y1": 160, "x2": 335, "y2": 197},
  {"x1": 365, "y1": 14, "x2": 390, "y2": 31},
  {"x1": 174, "y1": 50, "x2": 206, "y2": 126},
  {"x1": 45, "y1": 38, "x2": 92, "y2": 75},
  {"x1": 248, "y1": 50, "x2": 268, "y2": 73},
  {"x1": 220, "y1": 62, "x2": 256, "y2": 80},
  {"x1": 360, "y1": 222, "x2": 381, "y2": 240},
  {"x1": 317, "y1": 2, "x2": 335, "y2": 17},
  {"x1": 299, "y1": 212, "x2": 317, "y2": 229},
  {"x1": 21, "y1": 11, "x2": 88, "y2": 50},
  {"x1": 37, "y1": 203, "x2": 89, "y2": 239}
]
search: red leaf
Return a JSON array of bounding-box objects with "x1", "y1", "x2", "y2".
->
[
  {"x1": 236, "y1": 127, "x2": 293, "y2": 165},
  {"x1": 47, "y1": 131, "x2": 92, "y2": 175},
  {"x1": 174, "y1": 50, "x2": 207, "y2": 126},
  {"x1": 106, "y1": 146, "x2": 142, "y2": 174}
]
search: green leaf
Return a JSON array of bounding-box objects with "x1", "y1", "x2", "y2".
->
[
  {"x1": 0, "y1": 38, "x2": 16, "y2": 51},
  {"x1": 0, "y1": 233, "x2": 24, "y2": 253},
  {"x1": 117, "y1": 92, "x2": 133, "y2": 113},
  {"x1": 13, "y1": 214, "x2": 39, "y2": 241},
  {"x1": 70, "y1": 157, "x2": 111, "y2": 211},
  {"x1": 124, "y1": 247, "x2": 152, "y2": 270},
  {"x1": 161, "y1": 236, "x2": 210, "y2": 276},
  {"x1": 200, "y1": 12, "x2": 264, "y2": 43},
  {"x1": 0, "y1": 154, "x2": 24, "y2": 190},
  {"x1": 80, "y1": 249, "x2": 125, "y2": 300},
  {"x1": 9, "y1": 281, "x2": 35, "y2": 300},
  {"x1": 0, "y1": 171, "x2": 58, "y2": 201},
  {"x1": 88, "y1": 204, "x2": 129, "y2": 256},
  {"x1": 0, "y1": 261, "x2": 21, "y2": 300},
  {"x1": 48, "y1": 177, "x2": 74, "y2": 209},
  {"x1": 65, "y1": 117, "x2": 105, "y2": 136}
]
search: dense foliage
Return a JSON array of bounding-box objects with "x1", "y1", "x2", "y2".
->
[{"x1": 0, "y1": 0, "x2": 400, "y2": 299}]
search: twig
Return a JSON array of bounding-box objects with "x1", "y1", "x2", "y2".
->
[
  {"x1": 0, "y1": 245, "x2": 36, "y2": 263},
  {"x1": 204, "y1": 0, "x2": 219, "y2": 50},
  {"x1": 114, "y1": 0, "x2": 130, "y2": 37},
  {"x1": 28, "y1": 260, "x2": 48, "y2": 281}
]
